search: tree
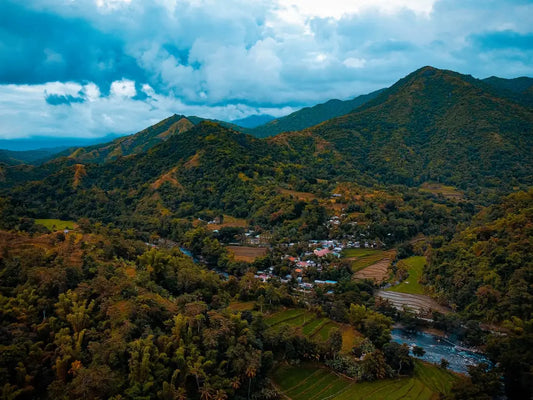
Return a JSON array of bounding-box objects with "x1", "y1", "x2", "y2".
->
[
  {"x1": 440, "y1": 358, "x2": 449, "y2": 369},
  {"x1": 412, "y1": 346, "x2": 426, "y2": 357},
  {"x1": 327, "y1": 329, "x2": 343, "y2": 360}
]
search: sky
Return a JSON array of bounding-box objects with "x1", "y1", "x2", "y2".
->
[{"x1": 0, "y1": 0, "x2": 532, "y2": 141}]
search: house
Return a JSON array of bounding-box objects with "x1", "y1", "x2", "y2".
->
[{"x1": 314, "y1": 248, "x2": 331, "y2": 257}]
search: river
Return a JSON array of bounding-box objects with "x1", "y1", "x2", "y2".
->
[{"x1": 391, "y1": 328, "x2": 491, "y2": 374}]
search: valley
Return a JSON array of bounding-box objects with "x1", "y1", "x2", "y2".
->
[{"x1": 0, "y1": 66, "x2": 531, "y2": 400}]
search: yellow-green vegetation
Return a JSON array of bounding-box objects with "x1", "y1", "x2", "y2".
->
[
  {"x1": 388, "y1": 256, "x2": 426, "y2": 295},
  {"x1": 35, "y1": 219, "x2": 76, "y2": 231},
  {"x1": 227, "y1": 301, "x2": 255, "y2": 311},
  {"x1": 420, "y1": 182, "x2": 463, "y2": 200},
  {"x1": 266, "y1": 309, "x2": 360, "y2": 351},
  {"x1": 272, "y1": 360, "x2": 458, "y2": 400},
  {"x1": 342, "y1": 248, "x2": 387, "y2": 272}
]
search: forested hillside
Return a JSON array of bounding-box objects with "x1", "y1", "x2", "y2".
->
[
  {"x1": 249, "y1": 89, "x2": 384, "y2": 138},
  {"x1": 310, "y1": 66, "x2": 533, "y2": 197},
  {"x1": 425, "y1": 190, "x2": 533, "y2": 322}
]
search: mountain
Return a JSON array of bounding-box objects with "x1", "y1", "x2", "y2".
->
[
  {"x1": 248, "y1": 89, "x2": 385, "y2": 138},
  {"x1": 0, "y1": 136, "x2": 119, "y2": 151},
  {"x1": 2, "y1": 66, "x2": 532, "y2": 224},
  {"x1": 308, "y1": 66, "x2": 533, "y2": 196},
  {"x1": 230, "y1": 114, "x2": 276, "y2": 128},
  {"x1": 482, "y1": 76, "x2": 533, "y2": 107},
  {"x1": 0, "y1": 147, "x2": 66, "y2": 165},
  {"x1": 58, "y1": 114, "x2": 195, "y2": 164}
]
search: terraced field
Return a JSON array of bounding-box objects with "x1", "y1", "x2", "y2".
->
[
  {"x1": 376, "y1": 290, "x2": 450, "y2": 315},
  {"x1": 272, "y1": 360, "x2": 458, "y2": 400},
  {"x1": 266, "y1": 309, "x2": 361, "y2": 351},
  {"x1": 351, "y1": 250, "x2": 396, "y2": 283}
]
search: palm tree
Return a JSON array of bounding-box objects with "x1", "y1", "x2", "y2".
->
[
  {"x1": 231, "y1": 376, "x2": 241, "y2": 390},
  {"x1": 199, "y1": 383, "x2": 214, "y2": 400},
  {"x1": 214, "y1": 389, "x2": 228, "y2": 400},
  {"x1": 245, "y1": 365, "x2": 257, "y2": 400}
]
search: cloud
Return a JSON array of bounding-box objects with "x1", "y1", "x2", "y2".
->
[
  {"x1": 110, "y1": 79, "x2": 137, "y2": 97},
  {"x1": 469, "y1": 30, "x2": 533, "y2": 51},
  {"x1": 45, "y1": 94, "x2": 85, "y2": 106},
  {"x1": 0, "y1": 0, "x2": 532, "y2": 139},
  {"x1": 0, "y1": 80, "x2": 296, "y2": 139}
]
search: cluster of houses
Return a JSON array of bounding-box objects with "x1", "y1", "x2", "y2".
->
[{"x1": 253, "y1": 238, "x2": 381, "y2": 290}]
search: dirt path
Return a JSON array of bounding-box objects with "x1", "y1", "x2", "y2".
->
[{"x1": 376, "y1": 290, "x2": 450, "y2": 315}]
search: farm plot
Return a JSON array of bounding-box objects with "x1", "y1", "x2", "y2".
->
[
  {"x1": 272, "y1": 360, "x2": 457, "y2": 400},
  {"x1": 35, "y1": 219, "x2": 76, "y2": 231},
  {"x1": 420, "y1": 182, "x2": 463, "y2": 200},
  {"x1": 278, "y1": 188, "x2": 319, "y2": 202},
  {"x1": 266, "y1": 309, "x2": 360, "y2": 352},
  {"x1": 376, "y1": 290, "x2": 450, "y2": 315},
  {"x1": 226, "y1": 246, "x2": 268, "y2": 262},
  {"x1": 352, "y1": 250, "x2": 396, "y2": 283},
  {"x1": 387, "y1": 256, "x2": 426, "y2": 295},
  {"x1": 206, "y1": 215, "x2": 248, "y2": 231}
]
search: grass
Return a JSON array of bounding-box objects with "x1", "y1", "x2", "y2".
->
[
  {"x1": 420, "y1": 182, "x2": 463, "y2": 200},
  {"x1": 341, "y1": 248, "x2": 380, "y2": 258},
  {"x1": 272, "y1": 360, "x2": 458, "y2": 400},
  {"x1": 267, "y1": 309, "x2": 360, "y2": 352},
  {"x1": 387, "y1": 256, "x2": 426, "y2": 295},
  {"x1": 227, "y1": 301, "x2": 255, "y2": 312},
  {"x1": 35, "y1": 219, "x2": 76, "y2": 231},
  {"x1": 206, "y1": 215, "x2": 248, "y2": 231}
]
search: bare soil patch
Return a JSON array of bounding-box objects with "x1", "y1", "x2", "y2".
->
[
  {"x1": 352, "y1": 250, "x2": 396, "y2": 283},
  {"x1": 227, "y1": 246, "x2": 268, "y2": 262}
]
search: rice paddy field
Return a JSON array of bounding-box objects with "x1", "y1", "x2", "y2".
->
[
  {"x1": 265, "y1": 309, "x2": 361, "y2": 352},
  {"x1": 272, "y1": 360, "x2": 458, "y2": 400}
]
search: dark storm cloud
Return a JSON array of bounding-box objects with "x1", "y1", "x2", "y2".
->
[{"x1": 0, "y1": 1, "x2": 145, "y2": 87}]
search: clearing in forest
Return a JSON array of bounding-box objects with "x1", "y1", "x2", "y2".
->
[
  {"x1": 376, "y1": 290, "x2": 450, "y2": 315},
  {"x1": 350, "y1": 249, "x2": 396, "y2": 283},
  {"x1": 387, "y1": 256, "x2": 426, "y2": 295},
  {"x1": 278, "y1": 188, "x2": 319, "y2": 202},
  {"x1": 420, "y1": 182, "x2": 463, "y2": 200},
  {"x1": 265, "y1": 309, "x2": 361, "y2": 352},
  {"x1": 272, "y1": 360, "x2": 458, "y2": 400},
  {"x1": 35, "y1": 219, "x2": 76, "y2": 231},
  {"x1": 206, "y1": 215, "x2": 248, "y2": 231},
  {"x1": 226, "y1": 246, "x2": 268, "y2": 262}
]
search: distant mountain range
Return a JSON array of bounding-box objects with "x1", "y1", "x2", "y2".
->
[
  {"x1": 1, "y1": 66, "x2": 532, "y2": 224},
  {"x1": 247, "y1": 89, "x2": 385, "y2": 138},
  {"x1": 230, "y1": 114, "x2": 276, "y2": 128}
]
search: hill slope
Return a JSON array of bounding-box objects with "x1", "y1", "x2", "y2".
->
[
  {"x1": 60, "y1": 114, "x2": 195, "y2": 163},
  {"x1": 249, "y1": 89, "x2": 384, "y2": 138},
  {"x1": 0, "y1": 147, "x2": 66, "y2": 165},
  {"x1": 309, "y1": 66, "x2": 533, "y2": 196}
]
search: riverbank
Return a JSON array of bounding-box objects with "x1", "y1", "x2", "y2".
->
[{"x1": 391, "y1": 328, "x2": 490, "y2": 374}]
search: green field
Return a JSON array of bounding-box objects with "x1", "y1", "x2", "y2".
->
[
  {"x1": 341, "y1": 248, "x2": 380, "y2": 258},
  {"x1": 266, "y1": 309, "x2": 359, "y2": 351},
  {"x1": 272, "y1": 360, "x2": 458, "y2": 400},
  {"x1": 35, "y1": 219, "x2": 76, "y2": 231},
  {"x1": 387, "y1": 256, "x2": 426, "y2": 295},
  {"x1": 341, "y1": 248, "x2": 387, "y2": 272}
]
